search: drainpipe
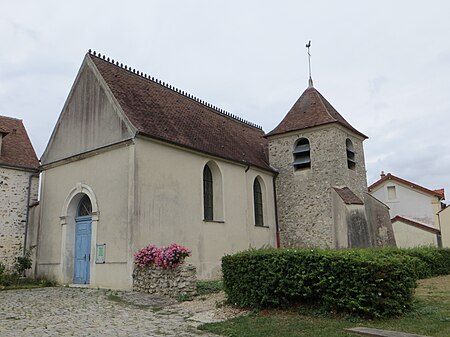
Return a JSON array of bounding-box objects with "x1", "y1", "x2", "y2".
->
[
  {"x1": 272, "y1": 175, "x2": 280, "y2": 248},
  {"x1": 23, "y1": 172, "x2": 39, "y2": 255}
]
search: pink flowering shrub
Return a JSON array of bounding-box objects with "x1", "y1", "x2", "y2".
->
[
  {"x1": 134, "y1": 244, "x2": 160, "y2": 269},
  {"x1": 156, "y1": 243, "x2": 192, "y2": 269},
  {"x1": 134, "y1": 243, "x2": 191, "y2": 270}
]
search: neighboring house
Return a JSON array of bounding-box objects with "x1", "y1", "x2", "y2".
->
[
  {"x1": 0, "y1": 115, "x2": 39, "y2": 268},
  {"x1": 33, "y1": 51, "x2": 393, "y2": 290},
  {"x1": 439, "y1": 205, "x2": 450, "y2": 248},
  {"x1": 369, "y1": 172, "x2": 445, "y2": 247}
]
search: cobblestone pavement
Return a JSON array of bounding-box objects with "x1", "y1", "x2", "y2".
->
[{"x1": 0, "y1": 287, "x2": 220, "y2": 337}]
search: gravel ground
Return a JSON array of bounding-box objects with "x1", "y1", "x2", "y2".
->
[
  {"x1": 171, "y1": 291, "x2": 249, "y2": 326},
  {"x1": 0, "y1": 287, "x2": 245, "y2": 337}
]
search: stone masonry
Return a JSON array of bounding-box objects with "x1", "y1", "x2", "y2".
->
[
  {"x1": 0, "y1": 167, "x2": 38, "y2": 268},
  {"x1": 268, "y1": 125, "x2": 368, "y2": 248},
  {"x1": 133, "y1": 264, "x2": 197, "y2": 298}
]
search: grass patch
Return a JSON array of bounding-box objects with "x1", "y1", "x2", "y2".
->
[
  {"x1": 199, "y1": 275, "x2": 450, "y2": 337},
  {"x1": 196, "y1": 280, "x2": 223, "y2": 296},
  {"x1": 0, "y1": 277, "x2": 56, "y2": 291},
  {"x1": 106, "y1": 293, "x2": 124, "y2": 303}
]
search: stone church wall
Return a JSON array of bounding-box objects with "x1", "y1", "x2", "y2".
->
[
  {"x1": 268, "y1": 125, "x2": 368, "y2": 248},
  {"x1": 0, "y1": 167, "x2": 39, "y2": 269}
]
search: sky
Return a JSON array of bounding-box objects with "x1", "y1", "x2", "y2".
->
[{"x1": 1, "y1": 1, "x2": 449, "y2": 202}]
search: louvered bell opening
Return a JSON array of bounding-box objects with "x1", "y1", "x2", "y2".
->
[
  {"x1": 346, "y1": 139, "x2": 356, "y2": 170},
  {"x1": 346, "y1": 150, "x2": 355, "y2": 170},
  {"x1": 293, "y1": 154, "x2": 311, "y2": 169},
  {"x1": 293, "y1": 139, "x2": 311, "y2": 170},
  {"x1": 346, "y1": 149, "x2": 355, "y2": 160},
  {"x1": 293, "y1": 143, "x2": 310, "y2": 154}
]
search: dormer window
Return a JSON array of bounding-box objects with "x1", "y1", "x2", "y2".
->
[
  {"x1": 346, "y1": 139, "x2": 356, "y2": 170},
  {"x1": 293, "y1": 138, "x2": 311, "y2": 170}
]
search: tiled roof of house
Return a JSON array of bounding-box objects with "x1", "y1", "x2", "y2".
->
[
  {"x1": 434, "y1": 188, "x2": 445, "y2": 200},
  {"x1": 391, "y1": 215, "x2": 440, "y2": 234},
  {"x1": 0, "y1": 115, "x2": 39, "y2": 170},
  {"x1": 89, "y1": 52, "x2": 273, "y2": 172},
  {"x1": 368, "y1": 173, "x2": 445, "y2": 200},
  {"x1": 333, "y1": 186, "x2": 364, "y2": 205},
  {"x1": 265, "y1": 86, "x2": 367, "y2": 139}
]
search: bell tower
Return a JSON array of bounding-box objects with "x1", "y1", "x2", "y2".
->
[{"x1": 266, "y1": 80, "x2": 371, "y2": 247}]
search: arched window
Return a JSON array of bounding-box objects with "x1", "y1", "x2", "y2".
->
[
  {"x1": 293, "y1": 138, "x2": 311, "y2": 170},
  {"x1": 346, "y1": 139, "x2": 356, "y2": 170},
  {"x1": 203, "y1": 165, "x2": 213, "y2": 220},
  {"x1": 77, "y1": 195, "x2": 92, "y2": 217},
  {"x1": 253, "y1": 178, "x2": 264, "y2": 226}
]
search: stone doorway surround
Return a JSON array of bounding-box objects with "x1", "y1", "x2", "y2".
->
[{"x1": 59, "y1": 183, "x2": 99, "y2": 286}]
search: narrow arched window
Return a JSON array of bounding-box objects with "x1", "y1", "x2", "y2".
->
[
  {"x1": 253, "y1": 178, "x2": 264, "y2": 226},
  {"x1": 77, "y1": 195, "x2": 92, "y2": 217},
  {"x1": 293, "y1": 138, "x2": 311, "y2": 170},
  {"x1": 346, "y1": 139, "x2": 356, "y2": 170},
  {"x1": 203, "y1": 165, "x2": 213, "y2": 220}
]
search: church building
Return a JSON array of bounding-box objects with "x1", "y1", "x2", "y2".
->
[{"x1": 32, "y1": 51, "x2": 394, "y2": 289}]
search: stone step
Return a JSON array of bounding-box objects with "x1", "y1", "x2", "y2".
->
[{"x1": 346, "y1": 327, "x2": 431, "y2": 337}]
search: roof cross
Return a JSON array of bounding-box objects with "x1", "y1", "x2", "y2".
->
[{"x1": 305, "y1": 40, "x2": 313, "y2": 87}]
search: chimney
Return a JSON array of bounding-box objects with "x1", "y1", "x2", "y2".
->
[{"x1": 380, "y1": 171, "x2": 386, "y2": 178}]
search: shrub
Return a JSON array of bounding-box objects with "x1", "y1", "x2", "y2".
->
[
  {"x1": 368, "y1": 247, "x2": 450, "y2": 279},
  {"x1": 134, "y1": 244, "x2": 160, "y2": 269},
  {"x1": 134, "y1": 243, "x2": 191, "y2": 270},
  {"x1": 222, "y1": 248, "x2": 418, "y2": 318},
  {"x1": 14, "y1": 246, "x2": 34, "y2": 275},
  {"x1": 156, "y1": 243, "x2": 191, "y2": 269},
  {"x1": 0, "y1": 247, "x2": 36, "y2": 287},
  {"x1": 197, "y1": 280, "x2": 224, "y2": 295}
]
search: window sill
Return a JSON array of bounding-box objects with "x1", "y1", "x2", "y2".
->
[
  {"x1": 203, "y1": 219, "x2": 225, "y2": 223},
  {"x1": 255, "y1": 225, "x2": 270, "y2": 228}
]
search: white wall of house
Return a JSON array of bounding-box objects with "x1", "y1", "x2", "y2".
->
[
  {"x1": 36, "y1": 144, "x2": 132, "y2": 289},
  {"x1": 370, "y1": 181, "x2": 440, "y2": 228},
  {"x1": 392, "y1": 219, "x2": 438, "y2": 247},
  {"x1": 439, "y1": 206, "x2": 450, "y2": 248},
  {"x1": 132, "y1": 137, "x2": 277, "y2": 280},
  {"x1": 36, "y1": 137, "x2": 277, "y2": 289}
]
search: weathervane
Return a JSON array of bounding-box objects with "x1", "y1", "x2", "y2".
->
[{"x1": 306, "y1": 40, "x2": 313, "y2": 87}]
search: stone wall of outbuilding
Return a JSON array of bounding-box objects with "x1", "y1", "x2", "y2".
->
[{"x1": 0, "y1": 167, "x2": 39, "y2": 268}]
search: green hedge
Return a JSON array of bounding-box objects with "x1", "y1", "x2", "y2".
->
[
  {"x1": 375, "y1": 247, "x2": 450, "y2": 279},
  {"x1": 222, "y1": 248, "x2": 420, "y2": 318}
]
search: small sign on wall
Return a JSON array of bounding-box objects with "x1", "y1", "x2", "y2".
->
[{"x1": 96, "y1": 243, "x2": 106, "y2": 264}]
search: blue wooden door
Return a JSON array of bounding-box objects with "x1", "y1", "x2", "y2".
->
[{"x1": 74, "y1": 219, "x2": 92, "y2": 284}]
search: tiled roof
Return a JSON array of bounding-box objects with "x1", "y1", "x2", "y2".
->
[
  {"x1": 391, "y1": 215, "x2": 440, "y2": 234},
  {"x1": 0, "y1": 115, "x2": 39, "y2": 170},
  {"x1": 266, "y1": 86, "x2": 367, "y2": 138},
  {"x1": 434, "y1": 188, "x2": 445, "y2": 200},
  {"x1": 89, "y1": 53, "x2": 273, "y2": 172},
  {"x1": 368, "y1": 173, "x2": 445, "y2": 200},
  {"x1": 333, "y1": 186, "x2": 364, "y2": 205}
]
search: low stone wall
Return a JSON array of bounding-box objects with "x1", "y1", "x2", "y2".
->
[{"x1": 132, "y1": 264, "x2": 197, "y2": 298}]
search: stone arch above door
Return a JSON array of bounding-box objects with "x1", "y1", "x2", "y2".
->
[{"x1": 60, "y1": 183, "x2": 99, "y2": 225}]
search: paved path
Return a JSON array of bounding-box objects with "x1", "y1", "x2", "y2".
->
[{"x1": 0, "y1": 287, "x2": 220, "y2": 337}]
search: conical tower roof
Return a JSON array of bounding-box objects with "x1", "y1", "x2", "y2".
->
[{"x1": 266, "y1": 85, "x2": 367, "y2": 139}]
